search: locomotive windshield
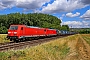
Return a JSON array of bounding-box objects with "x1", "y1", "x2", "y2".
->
[{"x1": 9, "y1": 26, "x2": 18, "y2": 30}]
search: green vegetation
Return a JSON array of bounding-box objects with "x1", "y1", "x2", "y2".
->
[
  {"x1": 81, "y1": 34, "x2": 90, "y2": 45},
  {"x1": 0, "y1": 34, "x2": 10, "y2": 43},
  {"x1": 70, "y1": 28, "x2": 90, "y2": 34},
  {"x1": 79, "y1": 29, "x2": 90, "y2": 34},
  {"x1": 61, "y1": 25, "x2": 70, "y2": 31}
]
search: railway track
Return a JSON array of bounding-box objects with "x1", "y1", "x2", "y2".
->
[{"x1": 0, "y1": 35, "x2": 70, "y2": 52}]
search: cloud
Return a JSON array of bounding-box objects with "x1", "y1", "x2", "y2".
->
[
  {"x1": 1, "y1": 0, "x2": 16, "y2": 5},
  {"x1": 66, "y1": 12, "x2": 80, "y2": 17},
  {"x1": 39, "y1": 0, "x2": 86, "y2": 14},
  {"x1": 60, "y1": 14, "x2": 65, "y2": 20},
  {"x1": 0, "y1": 2, "x2": 6, "y2": 10},
  {"x1": 61, "y1": 21, "x2": 90, "y2": 28},
  {"x1": 0, "y1": 0, "x2": 90, "y2": 13},
  {"x1": 16, "y1": 0, "x2": 50, "y2": 10},
  {"x1": 62, "y1": 21, "x2": 82, "y2": 26},
  {"x1": 81, "y1": 0, "x2": 90, "y2": 5},
  {"x1": 0, "y1": 0, "x2": 50, "y2": 10},
  {"x1": 0, "y1": 0, "x2": 16, "y2": 9},
  {"x1": 80, "y1": 9, "x2": 90, "y2": 20}
]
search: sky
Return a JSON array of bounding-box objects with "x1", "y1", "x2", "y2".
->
[{"x1": 0, "y1": 0, "x2": 90, "y2": 28}]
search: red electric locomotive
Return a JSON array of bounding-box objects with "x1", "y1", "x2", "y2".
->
[{"x1": 7, "y1": 25, "x2": 57, "y2": 42}]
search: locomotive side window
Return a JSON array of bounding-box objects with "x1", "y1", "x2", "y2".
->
[
  {"x1": 44, "y1": 29, "x2": 46, "y2": 31},
  {"x1": 9, "y1": 26, "x2": 18, "y2": 30},
  {"x1": 21, "y1": 27, "x2": 23, "y2": 30}
]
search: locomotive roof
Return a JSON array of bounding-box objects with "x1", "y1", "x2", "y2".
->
[
  {"x1": 27, "y1": 26, "x2": 40, "y2": 28},
  {"x1": 10, "y1": 24, "x2": 26, "y2": 26},
  {"x1": 26, "y1": 26, "x2": 46, "y2": 29}
]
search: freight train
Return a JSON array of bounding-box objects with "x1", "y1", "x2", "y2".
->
[
  {"x1": 7, "y1": 25, "x2": 60, "y2": 42},
  {"x1": 7, "y1": 25, "x2": 75, "y2": 42}
]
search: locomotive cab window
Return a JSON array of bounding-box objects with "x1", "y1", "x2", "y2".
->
[
  {"x1": 9, "y1": 26, "x2": 18, "y2": 30},
  {"x1": 21, "y1": 27, "x2": 23, "y2": 30}
]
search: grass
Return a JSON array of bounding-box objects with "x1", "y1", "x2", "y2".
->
[
  {"x1": 0, "y1": 34, "x2": 80, "y2": 60},
  {"x1": 81, "y1": 34, "x2": 90, "y2": 45},
  {"x1": 0, "y1": 34, "x2": 10, "y2": 43}
]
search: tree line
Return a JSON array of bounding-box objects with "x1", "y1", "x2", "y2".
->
[
  {"x1": 79, "y1": 29, "x2": 90, "y2": 34},
  {"x1": 70, "y1": 28, "x2": 90, "y2": 34},
  {"x1": 0, "y1": 13, "x2": 69, "y2": 34}
]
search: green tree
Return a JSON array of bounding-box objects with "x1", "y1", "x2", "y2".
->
[
  {"x1": 0, "y1": 26, "x2": 7, "y2": 33},
  {"x1": 60, "y1": 25, "x2": 69, "y2": 31}
]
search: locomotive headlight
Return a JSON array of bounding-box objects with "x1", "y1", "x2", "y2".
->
[
  {"x1": 8, "y1": 32, "x2": 11, "y2": 34},
  {"x1": 14, "y1": 32, "x2": 17, "y2": 34}
]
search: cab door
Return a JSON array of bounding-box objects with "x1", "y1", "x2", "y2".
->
[{"x1": 20, "y1": 27, "x2": 24, "y2": 36}]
